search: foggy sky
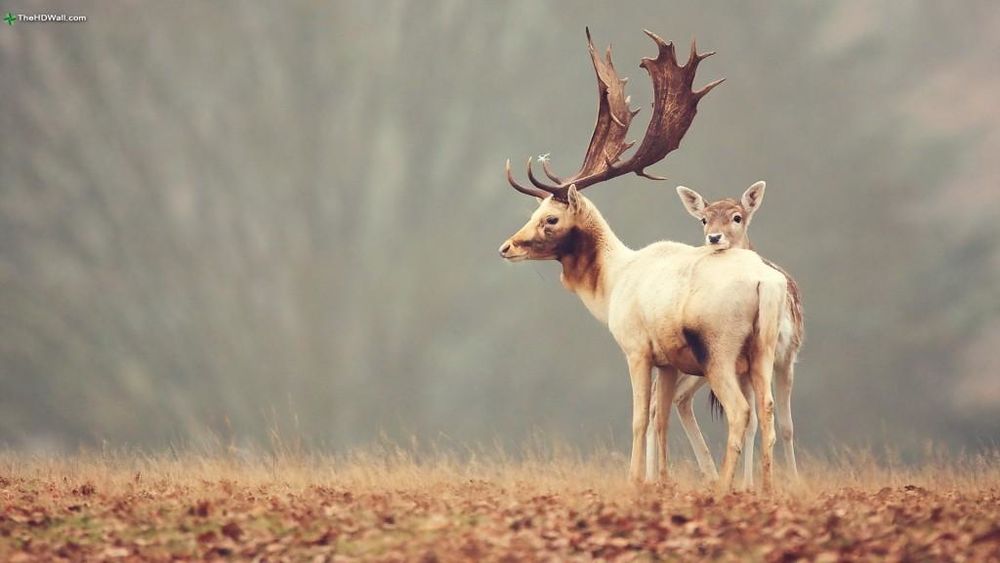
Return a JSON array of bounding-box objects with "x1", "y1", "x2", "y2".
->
[{"x1": 1, "y1": 1, "x2": 997, "y2": 458}]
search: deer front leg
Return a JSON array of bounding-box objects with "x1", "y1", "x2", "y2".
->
[
  {"x1": 654, "y1": 366, "x2": 679, "y2": 482},
  {"x1": 627, "y1": 354, "x2": 653, "y2": 484},
  {"x1": 674, "y1": 376, "x2": 719, "y2": 480}
]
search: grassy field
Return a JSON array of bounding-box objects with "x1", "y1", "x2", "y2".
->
[{"x1": 1, "y1": 445, "x2": 999, "y2": 561}]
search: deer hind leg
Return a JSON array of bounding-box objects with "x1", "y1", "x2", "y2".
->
[
  {"x1": 645, "y1": 376, "x2": 658, "y2": 481},
  {"x1": 653, "y1": 366, "x2": 679, "y2": 482},
  {"x1": 775, "y1": 354, "x2": 799, "y2": 478},
  {"x1": 674, "y1": 376, "x2": 718, "y2": 480},
  {"x1": 740, "y1": 377, "x2": 757, "y2": 490},
  {"x1": 707, "y1": 362, "x2": 750, "y2": 493},
  {"x1": 626, "y1": 354, "x2": 653, "y2": 484},
  {"x1": 751, "y1": 350, "x2": 777, "y2": 493}
]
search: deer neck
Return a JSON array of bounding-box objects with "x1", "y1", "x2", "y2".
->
[{"x1": 557, "y1": 205, "x2": 630, "y2": 324}]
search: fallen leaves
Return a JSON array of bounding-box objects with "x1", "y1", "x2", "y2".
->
[
  {"x1": 220, "y1": 521, "x2": 243, "y2": 541},
  {"x1": 0, "y1": 466, "x2": 997, "y2": 561}
]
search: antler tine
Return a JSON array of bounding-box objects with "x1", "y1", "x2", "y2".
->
[
  {"x1": 684, "y1": 39, "x2": 710, "y2": 83},
  {"x1": 506, "y1": 158, "x2": 551, "y2": 199},
  {"x1": 694, "y1": 77, "x2": 726, "y2": 100},
  {"x1": 526, "y1": 157, "x2": 563, "y2": 192},
  {"x1": 686, "y1": 38, "x2": 716, "y2": 65},
  {"x1": 642, "y1": 29, "x2": 667, "y2": 50},
  {"x1": 541, "y1": 159, "x2": 566, "y2": 184},
  {"x1": 636, "y1": 170, "x2": 667, "y2": 181},
  {"x1": 643, "y1": 29, "x2": 677, "y2": 66}
]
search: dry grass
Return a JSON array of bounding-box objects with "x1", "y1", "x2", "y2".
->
[{"x1": 1, "y1": 443, "x2": 999, "y2": 561}]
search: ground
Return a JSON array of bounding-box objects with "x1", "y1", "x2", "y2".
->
[{"x1": 1, "y1": 448, "x2": 998, "y2": 561}]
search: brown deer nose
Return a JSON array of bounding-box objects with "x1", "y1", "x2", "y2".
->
[
  {"x1": 499, "y1": 242, "x2": 512, "y2": 256},
  {"x1": 708, "y1": 234, "x2": 722, "y2": 244}
]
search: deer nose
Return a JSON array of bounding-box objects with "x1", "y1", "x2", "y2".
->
[
  {"x1": 708, "y1": 234, "x2": 723, "y2": 244},
  {"x1": 499, "y1": 241, "x2": 512, "y2": 256}
]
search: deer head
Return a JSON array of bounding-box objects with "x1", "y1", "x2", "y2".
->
[
  {"x1": 500, "y1": 27, "x2": 723, "y2": 260},
  {"x1": 675, "y1": 181, "x2": 766, "y2": 250},
  {"x1": 498, "y1": 186, "x2": 587, "y2": 261}
]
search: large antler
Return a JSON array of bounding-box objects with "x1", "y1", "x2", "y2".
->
[{"x1": 507, "y1": 28, "x2": 723, "y2": 201}]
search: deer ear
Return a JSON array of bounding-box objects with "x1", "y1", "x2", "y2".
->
[
  {"x1": 741, "y1": 181, "x2": 766, "y2": 218},
  {"x1": 566, "y1": 184, "x2": 583, "y2": 213},
  {"x1": 676, "y1": 186, "x2": 706, "y2": 219}
]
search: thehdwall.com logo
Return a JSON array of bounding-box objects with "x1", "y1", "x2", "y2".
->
[{"x1": 4, "y1": 12, "x2": 88, "y2": 25}]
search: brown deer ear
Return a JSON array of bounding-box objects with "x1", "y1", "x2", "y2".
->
[
  {"x1": 741, "y1": 181, "x2": 766, "y2": 218},
  {"x1": 676, "y1": 186, "x2": 706, "y2": 219},
  {"x1": 566, "y1": 184, "x2": 583, "y2": 213}
]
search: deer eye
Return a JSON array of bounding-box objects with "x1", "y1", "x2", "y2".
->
[
  {"x1": 545, "y1": 216, "x2": 559, "y2": 225},
  {"x1": 733, "y1": 215, "x2": 742, "y2": 224},
  {"x1": 701, "y1": 218, "x2": 707, "y2": 225}
]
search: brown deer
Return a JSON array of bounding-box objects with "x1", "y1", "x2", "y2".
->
[
  {"x1": 646, "y1": 182, "x2": 804, "y2": 486},
  {"x1": 498, "y1": 28, "x2": 786, "y2": 491},
  {"x1": 676, "y1": 183, "x2": 804, "y2": 476}
]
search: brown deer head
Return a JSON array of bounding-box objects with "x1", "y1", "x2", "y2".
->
[{"x1": 675, "y1": 181, "x2": 766, "y2": 250}]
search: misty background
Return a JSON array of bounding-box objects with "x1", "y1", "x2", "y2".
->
[{"x1": 1, "y1": 1, "x2": 997, "y2": 458}]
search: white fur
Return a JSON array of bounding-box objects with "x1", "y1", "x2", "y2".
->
[{"x1": 502, "y1": 193, "x2": 786, "y2": 491}]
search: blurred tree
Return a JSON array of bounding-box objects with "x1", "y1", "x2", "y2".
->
[{"x1": 0, "y1": 0, "x2": 996, "y2": 454}]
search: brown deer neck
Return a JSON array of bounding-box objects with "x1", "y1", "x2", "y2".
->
[{"x1": 556, "y1": 207, "x2": 628, "y2": 320}]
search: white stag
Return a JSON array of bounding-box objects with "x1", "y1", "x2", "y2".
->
[{"x1": 498, "y1": 28, "x2": 787, "y2": 491}]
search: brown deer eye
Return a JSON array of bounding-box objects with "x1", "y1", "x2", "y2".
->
[
  {"x1": 546, "y1": 216, "x2": 559, "y2": 225},
  {"x1": 701, "y1": 218, "x2": 707, "y2": 225},
  {"x1": 733, "y1": 215, "x2": 742, "y2": 223}
]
